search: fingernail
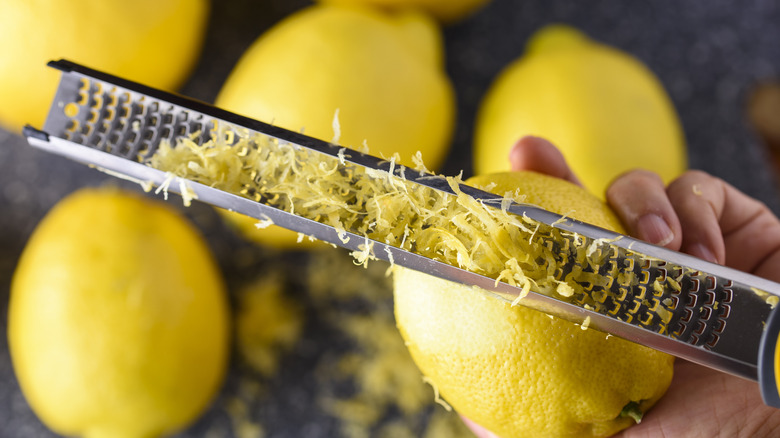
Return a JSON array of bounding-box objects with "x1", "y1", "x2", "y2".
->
[
  {"x1": 636, "y1": 214, "x2": 675, "y2": 246},
  {"x1": 688, "y1": 243, "x2": 718, "y2": 264}
]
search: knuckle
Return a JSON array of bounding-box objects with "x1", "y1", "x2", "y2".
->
[
  {"x1": 618, "y1": 169, "x2": 664, "y2": 187},
  {"x1": 607, "y1": 169, "x2": 663, "y2": 201},
  {"x1": 676, "y1": 169, "x2": 714, "y2": 184},
  {"x1": 668, "y1": 170, "x2": 719, "y2": 199}
]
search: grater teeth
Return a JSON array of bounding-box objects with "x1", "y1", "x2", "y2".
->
[
  {"x1": 46, "y1": 74, "x2": 217, "y2": 163},
  {"x1": 536, "y1": 227, "x2": 732, "y2": 349}
]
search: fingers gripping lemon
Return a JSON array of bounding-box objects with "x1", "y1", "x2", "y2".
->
[
  {"x1": 394, "y1": 171, "x2": 674, "y2": 438},
  {"x1": 9, "y1": 188, "x2": 229, "y2": 438},
  {"x1": 474, "y1": 25, "x2": 687, "y2": 198},
  {"x1": 0, "y1": 0, "x2": 208, "y2": 133},
  {"x1": 215, "y1": 5, "x2": 455, "y2": 248}
]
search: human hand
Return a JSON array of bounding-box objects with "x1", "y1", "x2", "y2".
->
[{"x1": 463, "y1": 136, "x2": 780, "y2": 438}]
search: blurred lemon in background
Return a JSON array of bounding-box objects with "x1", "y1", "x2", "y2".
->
[
  {"x1": 474, "y1": 25, "x2": 687, "y2": 197},
  {"x1": 316, "y1": 0, "x2": 492, "y2": 23},
  {"x1": 394, "y1": 171, "x2": 674, "y2": 438},
  {"x1": 0, "y1": 0, "x2": 209, "y2": 133},
  {"x1": 216, "y1": 5, "x2": 455, "y2": 248},
  {"x1": 9, "y1": 188, "x2": 229, "y2": 438}
]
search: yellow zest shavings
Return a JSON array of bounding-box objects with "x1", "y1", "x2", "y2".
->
[
  {"x1": 351, "y1": 237, "x2": 375, "y2": 268},
  {"x1": 753, "y1": 287, "x2": 780, "y2": 309},
  {"x1": 653, "y1": 279, "x2": 665, "y2": 295},
  {"x1": 94, "y1": 166, "x2": 154, "y2": 192},
  {"x1": 411, "y1": 151, "x2": 429, "y2": 174},
  {"x1": 338, "y1": 147, "x2": 349, "y2": 165},
  {"x1": 422, "y1": 376, "x2": 452, "y2": 412},
  {"x1": 551, "y1": 210, "x2": 575, "y2": 227},
  {"x1": 177, "y1": 178, "x2": 197, "y2": 207},
  {"x1": 226, "y1": 396, "x2": 266, "y2": 438},
  {"x1": 666, "y1": 276, "x2": 682, "y2": 292},
  {"x1": 235, "y1": 275, "x2": 303, "y2": 377},
  {"x1": 254, "y1": 216, "x2": 274, "y2": 229},
  {"x1": 308, "y1": 253, "x2": 419, "y2": 424},
  {"x1": 154, "y1": 172, "x2": 175, "y2": 200},
  {"x1": 332, "y1": 108, "x2": 341, "y2": 144},
  {"x1": 147, "y1": 126, "x2": 679, "y2": 323},
  {"x1": 384, "y1": 246, "x2": 396, "y2": 277},
  {"x1": 306, "y1": 251, "x2": 470, "y2": 436},
  {"x1": 556, "y1": 282, "x2": 575, "y2": 298}
]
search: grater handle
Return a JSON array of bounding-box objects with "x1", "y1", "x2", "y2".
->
[{"x1": 760, "y1": 305, "x2": 780, "y2": 407}]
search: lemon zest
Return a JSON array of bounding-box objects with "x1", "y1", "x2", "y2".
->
[
  {"x1": 331, "y1": 108, "x2": 341, "y2": 144},
  {"x1": 422, "y1": 376, "x2": 452, "y2": 412},
  {"x1": 94, "y1": 166, "x2": 154, "y2": 192},
  {"x1": 146, "y1": 128, "x2": 674, "y2": 316}
]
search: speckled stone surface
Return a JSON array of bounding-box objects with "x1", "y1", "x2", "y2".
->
[{"x1": 1, "y1": 1, "x2": 779, "y2": 437}]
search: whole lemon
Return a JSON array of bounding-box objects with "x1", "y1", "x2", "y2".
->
[
  {"x1": 316, "y1": 0, "x2": 492, "y2": 24},
  {"x1": 0, "y1": 0, "x2": 208, "y2": 133},
  {"x1": 474, "y1": 25, "x2": 687, "y2": 198},
  {"x1": 8, "y1": 188, "x2": 229, "y2": 438},
  {"x1": 394, "y1": 171, "x2": 674, "y2": 438},
  {"x1": 216, "y1": 4, "x2": 454, "y2": 248}
]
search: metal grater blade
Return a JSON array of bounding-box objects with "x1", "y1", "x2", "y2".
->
[
  {"x1": 470, "y1": 211, "x2": 776, "y2": 381},
  {"x1": 26, "y1": 60, "x2": 780, "y2": 382}
]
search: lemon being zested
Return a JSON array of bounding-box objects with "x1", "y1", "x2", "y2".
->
[
  {"x1": 474, "y1": 25, "x2": 687, "y2": 198},
  {"x1": 8, "y1": 188, "x2": 229, "y2": 438},
  {"x1": 215, "y1": 4, "x2": 455, "y2": 248},
  {"x1": 394, "y1": 171, "x2": 674, "y2": 438}
]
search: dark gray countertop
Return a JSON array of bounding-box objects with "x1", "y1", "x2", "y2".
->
[{"x1": 2, "y1": 1, "x2": 779, "y2": 437}]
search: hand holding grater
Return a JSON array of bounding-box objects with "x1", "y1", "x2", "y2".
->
[{"x1": 22, "y1": 59, "x2": 780, "y2": 408}]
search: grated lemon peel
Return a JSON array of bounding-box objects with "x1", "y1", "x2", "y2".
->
[
  {"x1": 93, "y1": 166, "x2": 155, "y2": 192},
  {"x1": 752, "y1": 287, "x2": 780, "y2": 309},
  {"x1": 331, "y1": 108, "x2": 341, "y2": 144},
  {"x1": 306, "y1": 251, "x2": 464, "y2": 437},
  {"x1": 235, "y1": 275, "x2": 303, "y2": 378},
  {"x1": 581, "y1": 315, "x2": 592, "y2": 330},
  {"x1": 178, "y1": 178, "x2": 197, "y2": 207},
  {"x1": 254, "y1": 216, "x2": 274, "y2": 229},
  {"x1": 147, "y1": 127, "x2": 681, "y2": 322},
  {"x1": 422, "y1": 376, "x2": 452, "y2": 412}
]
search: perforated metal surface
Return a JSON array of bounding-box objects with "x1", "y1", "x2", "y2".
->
[
  {"x1": 554, "y1": 237, "x2": 735, "y2": 349},
  {"x1": 31, "y1": 60, "x2": 780, "y2": 381},
  {"x1": 506, "y1": 213, "x2": 772, "y2": 379},
  {"x1": 45, "y1": 73, "x2": 216, "y2": 162}
]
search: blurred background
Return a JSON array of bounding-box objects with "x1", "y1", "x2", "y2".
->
[{"x1": 1, "y1": 0, "x2": 779, "y2": 437}]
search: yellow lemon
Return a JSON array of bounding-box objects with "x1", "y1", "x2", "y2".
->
[
  {"x1": 0, "y1": 0, "x2": 208, "y2": 133},
  {"x1": 394, "y1": 171, "x2": 674, "y2": 438},
  {"x1": 216, "y1": 4, "x2": 454, "y2": 248},
  {"x1": 8, "y1": 188, "x2": 229, "y2": 438},
  {"x1": 316, "y1": 0, "x2": 492, "y2": 23},
  {"x1": 474, "y1": 25, "x2": 687, "y2": 198}
]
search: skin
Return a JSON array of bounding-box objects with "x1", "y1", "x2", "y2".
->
[{"x1": 465, "y1": 136, "x2": 780, "y2": 438}]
